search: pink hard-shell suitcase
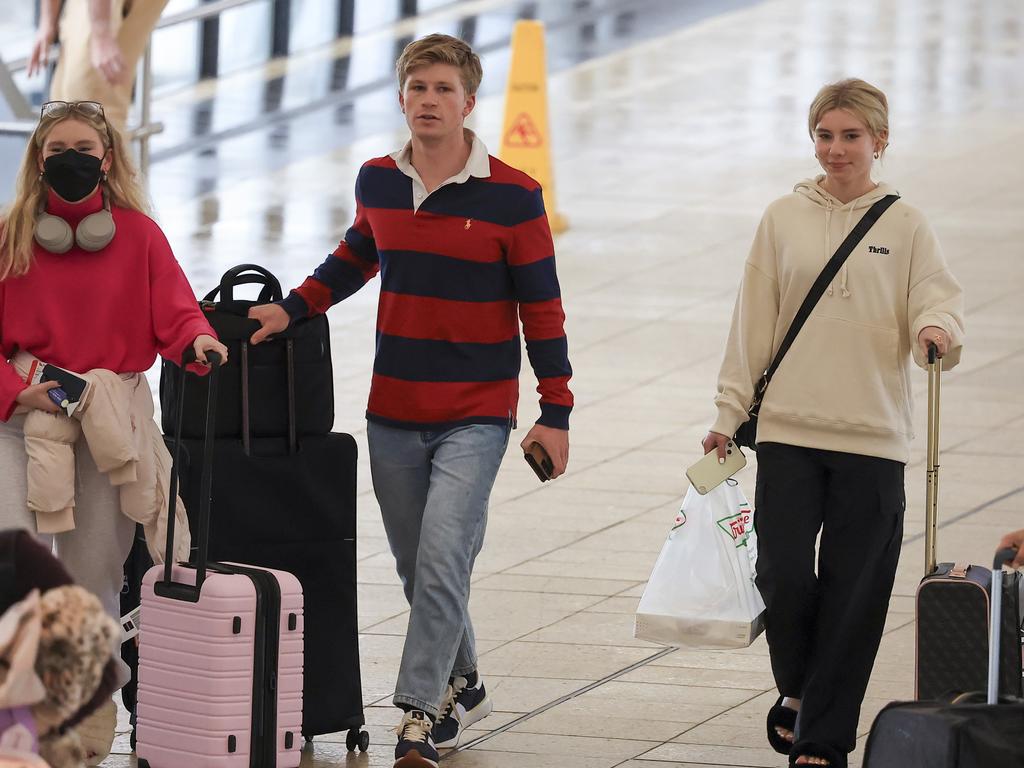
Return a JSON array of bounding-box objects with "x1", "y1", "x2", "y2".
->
[{"x1": 136, "y1": 351, "x2": 303, "y2": 768}]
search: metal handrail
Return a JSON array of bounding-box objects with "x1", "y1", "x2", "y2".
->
[
  {"x1": 5, "y1": 0, "x2": 264, "y2": 74},
  {"x1": 157, "y1": 0, "x2": 266, "y2": 29}
]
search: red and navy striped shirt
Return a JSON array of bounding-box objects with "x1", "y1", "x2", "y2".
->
[{"x1": 280, "y1": 149, "x2": 573, "y2": 432}]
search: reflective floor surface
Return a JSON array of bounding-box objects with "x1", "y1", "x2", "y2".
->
[{"x1": 17, "y1": 0, "x2": 1024, "y2": 765}]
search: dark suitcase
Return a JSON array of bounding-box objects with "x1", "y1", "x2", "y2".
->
[
  {"x1": 915, "y1": 346, "x2": 1024, "y2": 699},
  {"x1": 865, "y1": 549, "x2": 1024, "y2": 767},
  {"x1": 171, "y1": 432, "x2": 366, "y2": 745},
  {"x1": 159, "y1": 264, "x2": 334, "y2": 440},
  {"x1": 916, "y1": 562, "x2": 1022, "y2": 699},
  {"x1": 863, "y1": 697, "x2": 1024, "y2": 767}
]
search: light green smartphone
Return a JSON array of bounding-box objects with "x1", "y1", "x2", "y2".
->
[{"x1": 686, "y1": 440, "x2": 747, "y2": 495}]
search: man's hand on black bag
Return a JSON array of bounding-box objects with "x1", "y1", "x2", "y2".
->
[{"x1": 248, "y1": 304, "x2": 290, "y2": 344}]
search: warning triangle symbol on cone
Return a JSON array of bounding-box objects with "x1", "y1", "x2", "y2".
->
[
  {"x1": 504, "y1": 113, "x2": 544, "y2": 148},
  {"x1": 500, "y1": 20, "x2": 567, "y2": 233}
]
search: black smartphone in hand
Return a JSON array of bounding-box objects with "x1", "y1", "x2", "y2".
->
[{"x1": 524, "y1": 441, "x2": 554, "y2": 482}]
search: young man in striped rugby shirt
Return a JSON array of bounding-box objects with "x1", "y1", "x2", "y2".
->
[{"x1": 249, "y1": 34, "x2": 573, "y2": 768}]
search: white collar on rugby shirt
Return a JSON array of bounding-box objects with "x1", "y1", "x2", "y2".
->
[{"x1": 390, "y1": 129, "x2": 491, "y2": 211}]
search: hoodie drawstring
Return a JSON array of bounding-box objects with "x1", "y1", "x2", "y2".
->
[
  {"x1": 839, "y1": 205, "x2": 856, "y2": 298},
  {"x1": 824, "y1": 198, "x2": 857, "y2": 298},
  {"x1": 824, "y1": 201, "x2": 833, "y2": 296},
  {"x1": 796, "y1": 176, "x2": 895, "y2": 301}
]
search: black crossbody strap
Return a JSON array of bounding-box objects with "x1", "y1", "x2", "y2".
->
[{"x1": 762, "y1": 194, "x2": 899, "y2": 386}]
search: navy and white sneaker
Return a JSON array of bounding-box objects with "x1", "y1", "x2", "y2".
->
[
  {"x1": 433, "y1": 675, "x2": 494, "y2": 749},
  {"x1": 394, "y1": 710, "x2": 439, "y2": 768}
]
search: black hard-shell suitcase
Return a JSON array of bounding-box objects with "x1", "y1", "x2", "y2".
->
[
  {"x1": 171, "y1": 432, "x2": 366, "y2": 746},
  {"x1": 865, "y1": 547, "x2": 1024, "y2": 767},
  {"x1": 915, "y1": 346, "x2": 1023, "y2": 699}
]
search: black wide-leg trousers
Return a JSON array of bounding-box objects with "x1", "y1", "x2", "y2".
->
[{"x1": 754, "y1": 442, "x2": 905, "y2": 762}]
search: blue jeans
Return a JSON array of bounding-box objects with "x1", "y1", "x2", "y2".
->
[{"x1": 367, "y1": 421, "x2": 511, "y2": 716}]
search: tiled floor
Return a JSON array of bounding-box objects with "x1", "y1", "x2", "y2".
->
[{"x1": 93, "y1": 0, "x2": 1024, "y2": 766}]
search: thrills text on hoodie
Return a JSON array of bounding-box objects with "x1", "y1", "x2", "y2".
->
[{"x1": 713, "y1": 177, "x2": 964, "y2": 464}]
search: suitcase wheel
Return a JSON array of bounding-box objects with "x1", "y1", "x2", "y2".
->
[{"x1": 346, "y1": 728, "x2": 370, "y2": 752}]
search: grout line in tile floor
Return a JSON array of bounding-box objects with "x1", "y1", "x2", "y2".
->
[
  {"x1": 902, "y1": 483, "x2": 1024, "y2": 545},
  {"x1": 940, "y1": 412, "x2": 1024, "y2": 455},
  {"x1": 425, "y1": 474, "x2": 1014, "y2": 759},
  {"x1": 442, "y1": 646, "x2": 678, "y2": 759}
]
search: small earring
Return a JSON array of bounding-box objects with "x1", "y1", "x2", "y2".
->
[{"x1": 873, "y1": 151, "x2": 880, "y2": 159}]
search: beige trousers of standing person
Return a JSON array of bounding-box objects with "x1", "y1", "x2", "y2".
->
[
  {"x1": 50, "y1": 0, "x2": 171, "y2": 131},
  {"x1": 0, "y1": 413, "x2": 136, "y2": 688}
]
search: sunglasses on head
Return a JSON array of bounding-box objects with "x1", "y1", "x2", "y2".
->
[{"x1": 40, "y1": 100, "x2": 106, "y2": 121}]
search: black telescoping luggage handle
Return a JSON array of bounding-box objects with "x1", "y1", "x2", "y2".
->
[
  {"x1": 994, "y1": 548, "x2": 1019, "y2": 570},
  {"x1": 240, "y1": 338, "x2": 298, "y2": 457},
  {"x1": 209, "y1": 264, "x2": 298, "y2": 456},
  {"x1": 155, "y1": 348, "x2": 222, "y2": 603},
  {"x1": 203, "y1": 264, "x2": 283, "y2": 304}
]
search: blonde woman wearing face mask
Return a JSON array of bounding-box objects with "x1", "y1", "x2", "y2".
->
[
  {"x1": 0, "y1": 101, "x2": 225, "y2": 764},
  {"x1": 702, "y1": 79, "x2": 964, "y2": 767}
]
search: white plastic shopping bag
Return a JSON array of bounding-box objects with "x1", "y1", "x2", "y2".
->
[{"x1": 634, "y1": 478, "x2": 765, "y2": 649}]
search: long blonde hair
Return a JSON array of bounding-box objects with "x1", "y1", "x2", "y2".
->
[{"x1": 0, "y1": 108, "x2": 150, "y2": 280}]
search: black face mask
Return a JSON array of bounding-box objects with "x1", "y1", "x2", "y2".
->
[{"x1": 43, "y1": 149, "x2": 103, "y2": 202}]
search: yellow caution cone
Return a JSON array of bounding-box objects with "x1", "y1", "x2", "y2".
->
[{"x1": 500, "y1": 20, "x2": 568, "y2": 234}]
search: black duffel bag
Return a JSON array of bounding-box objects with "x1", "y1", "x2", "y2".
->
[{"x1": 160, "y1": 264, "x2": 334, "y2": 439}]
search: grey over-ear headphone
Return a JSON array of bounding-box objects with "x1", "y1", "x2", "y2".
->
[{"x1": 34, "y1": 190, "x2": 116, "y2": 254}]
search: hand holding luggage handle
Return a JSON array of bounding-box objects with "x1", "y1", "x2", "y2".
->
[
  {"x1": 925, "y1": 343, "x2": 942, "y2": 575},
  {"x1": 154, "y1": 347, "x2": 222, "y2": 603}
]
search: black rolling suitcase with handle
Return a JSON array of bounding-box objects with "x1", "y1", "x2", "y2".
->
[
  {"x1": 161, "y1": 321, "x2": 367, "y2": 750},
  {"x1": 864, "y1": 547, "x2": 1024, "y2": 767},
  {"x1": 914, "y1": 346, "x2": 1023, "y2": 700}
]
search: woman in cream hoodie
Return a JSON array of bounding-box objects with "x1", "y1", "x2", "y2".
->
[{"x1": 703, "y1": 79, "x2": 964, "y2": 767}]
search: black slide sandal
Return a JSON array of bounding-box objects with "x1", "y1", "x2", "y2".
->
[
  {"x1": 766, "y1": 696, "x2": 798, "y2": 754},
  {"x1": 789, "y1": 741, "x2": 844, "y2": 768}
]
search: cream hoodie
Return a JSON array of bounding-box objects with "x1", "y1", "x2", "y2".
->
[{"x1": 712, "y1": 177, "x2": 964, "y2": 463}]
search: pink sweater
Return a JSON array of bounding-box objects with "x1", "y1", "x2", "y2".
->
[{"x1": 0, "y1": 188, "x2": 213, "y2": 420}]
